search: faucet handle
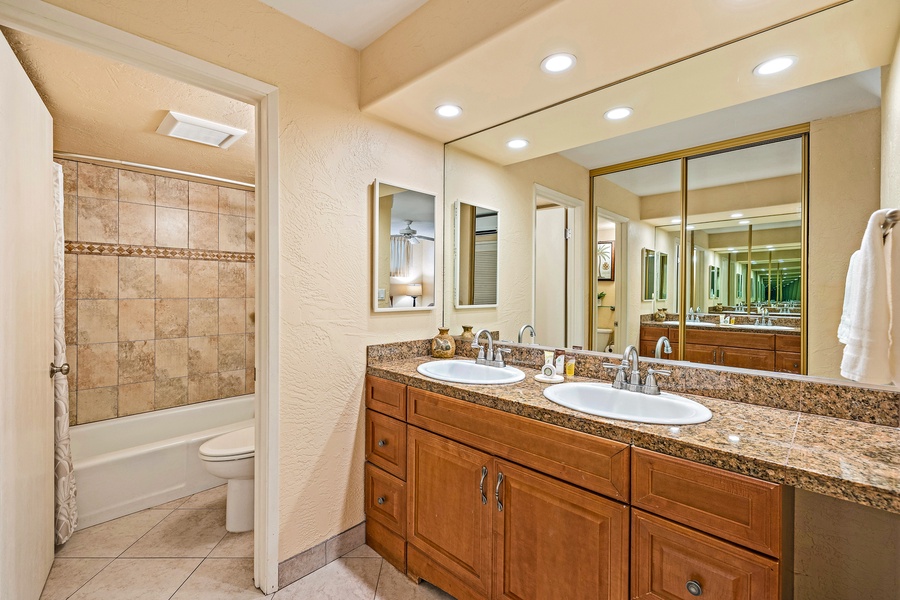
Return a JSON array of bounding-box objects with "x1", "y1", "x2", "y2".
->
[
  {"x1": 643, "y1": 368, "x2": 671, "y2": 395},
  {"x1": 495, "y1": 348, "x2": 511, "y2": 367},
  {"x1": 602, "y1": 362, "x2": 628, "y2": 389}
]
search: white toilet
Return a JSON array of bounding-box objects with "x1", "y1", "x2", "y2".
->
[
  {"x1": 596, "y1": 328, "x2": 613, "y2": 352},
  {"x1": 199, "y1": 426, "x2": 255, "y2": 532}
]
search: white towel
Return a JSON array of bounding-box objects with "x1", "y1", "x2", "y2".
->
[
  {"x1": 888, "y1": 223, "x2": 900, "y2": 385},
  {"x1": 839, "y1": 209, "x2": 894, "y2": 385}
]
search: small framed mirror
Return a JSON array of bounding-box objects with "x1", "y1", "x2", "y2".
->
[
  {"x1": 372, "y1": 180, "x2": 437, "y2": 312},
  {"x1": 709, "y1": 265, "x2": 720, "y2": 299},
  {"x1": 455, "y1": 201, "x2": 498, "y2": 308},
  {"x1": 641, "y1": 248, "x2": 656, "y2": 301},
  {"x1": 657, "y1": 252, "x2": 668, "y2": 301}
]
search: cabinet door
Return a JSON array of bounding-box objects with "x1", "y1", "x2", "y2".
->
[
  {"x1": 775, "y1": 351, "x2": 801, "y2": 374},
  {"x1": 684, "y1": 343, "x2": 717, "y2": 365},
  {"x1": 718, "y1": 346, "x2": 775, "y2": 371},
  {"x1": 493, "y1": 460, "x2": 629, "y2": 600},
  {"x1": 407, "y1": 426, "x2": 493, "y2": 599}
]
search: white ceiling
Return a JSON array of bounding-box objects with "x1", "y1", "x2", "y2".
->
[{"x1": 258, "y1": 0, "x2": 428, "y2": 50}]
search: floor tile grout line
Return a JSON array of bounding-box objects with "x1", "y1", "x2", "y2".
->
[
  {"x1": 372, "y1": 557, "x2": 385, "y2": 600},
  {"x1": 166, "y1": 556, "x2": 208, "y2": 600},
  {"x1": 113, "y1": 506, "x2": 178, "y2": 559},
  {"x1": 55, "y1": 557, "x2": 114, "y2": 600}
]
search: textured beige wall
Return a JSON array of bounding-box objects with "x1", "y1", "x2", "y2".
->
[
  {"x1": 794, "y1": 489, "x2": 900, "y2": 600},
  {"x1": 882, "y1": 32, "x2": 900, "y2": 208},
  {"x1": 46, "y1": 0, "x2": 444, "y2": 560},
  {"x1": 808, "y1": 108, "x2": 881, "y2": 379}
]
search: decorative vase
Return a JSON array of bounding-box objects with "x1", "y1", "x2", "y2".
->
[
  {"x1": 460, "y1": 325, "x2": 475, "y2": 342},
  {"x1": 431, "y1": 327, "x2": 456, "y2": 358}
]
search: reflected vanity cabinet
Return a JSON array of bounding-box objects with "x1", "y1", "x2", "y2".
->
[{"x1": 364, "y1": 375, "x2": 792, "y2": 600}]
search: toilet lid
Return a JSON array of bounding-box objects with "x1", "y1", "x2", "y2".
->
[{"x1": 199, "y1": 426, "x2": 254, "y2": 459}]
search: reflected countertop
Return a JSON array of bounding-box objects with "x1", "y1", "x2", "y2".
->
[{"x1": 367, "y1": 355, "x2": 899, "y2": 514}]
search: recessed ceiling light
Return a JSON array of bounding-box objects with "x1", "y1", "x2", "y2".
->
[
  {"x1": 604, "y1": 107, "x2": 633, "y2": 121},
  {"x1": 686, "y1": 225, "x2": 695, "y2": 230},
  {"x1": 156, "y1": 111, "x2": 246, "y2": 149},
  {"x1": 779, "y1": 259, "x2": 785, "y2": 263},
  {"x1": 766, "y1": 245, "x2": 774, "y2": 249},
  {"x1": 731, "y1": 250, "x2": 738, "y2": 253},
  {"x1": 540, "y1": 53, "x2": 576, "y2": 73},
  {"x1": 753, "y1": 55, "x2": 797, "y2": 76},
  {"x1": 751, "y1": 261, "x2": 757, "y2": 264},
  {"x1": 739, "y1": 220, "x2": 751, "y2": 225},
  {"x1": 435, "y1": 104, "x2": 462, "y2": 118},
  {"x1": 727, "y1": 247, "x2": 735, "y2": 251},
  {"x1": 731, "y1": 213, "x2": 743, "y2": 218},
  {"x1": 671, "y1": 218, "x2": 681, "y2": 224},
  {"x1": 506, "y1": 138, "x2": 529, "y2": 149}
]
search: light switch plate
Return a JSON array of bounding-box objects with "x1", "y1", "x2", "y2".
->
[{"x1": 377, "y1": 288, "x2": 386, "y2": 300}]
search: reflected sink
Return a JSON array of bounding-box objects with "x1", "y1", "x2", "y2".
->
[
  {"x1": 729, "y1": 324, "x2": 797, "y2": 332},
  {"x1": 417, "y1": 359, "x2": 526, "y2": 385},
  {"x1": 543, "y1": 382, "x2": 712, "y2": 425},
  {"x1": 662, "y1": 320, "x2": 716, "y2": 327}
]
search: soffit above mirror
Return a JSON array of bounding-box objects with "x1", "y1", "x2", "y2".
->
[{"x1": 448, "y1": 0, "x2": 899, "y2": 166}]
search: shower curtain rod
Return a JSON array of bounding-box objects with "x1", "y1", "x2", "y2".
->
[{"x1": 53, "y1": 152, "x2": 255, "y2": 190}]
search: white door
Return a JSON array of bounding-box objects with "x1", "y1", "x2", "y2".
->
[
  {"x1": 535, "y1": 206, "x2": 567, "y2": 347},
  {"x1": 0, "y1": 36, "x2": 55, "y2": 600}
]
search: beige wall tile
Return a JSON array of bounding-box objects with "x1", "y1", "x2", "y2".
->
[
  {"x1": 246, "y1": 263, "x2": 255, "y2": 298},
  {"x1": 245, "y1": 369, "x2": 255, "y2": 395},
  {"x1": 119, "y1": 202, "x2": 156, "y2": 246},
  {"x1": 189, "y1": 211, "x2": 219, "y2": 250},
  {"x1": 188, "y1": 260, "x2": 218, "y2": 298},
  {"x1": 156, "y1": 207, "x2": 188, "y2": 248},
  {"x1": 77, "y1": 387, "x2": 118, "y2": 424},
  {"x1": 118, "y1": 381, "x2": 155, "y2": 416},
  {"x1": 218, "y1": 262, "x2": 245, "y2": 297},
  {"x1": 188, "y1": 299, "x2": 218, "y2": 336},
  {"x1": 188, "y1": 336, "x2": 218, "y2": 375},
  {"x1": 188, "y1": 373, "x2": 218, "y2": 404},
  {"x1": 64, "y1": 194, "x2": 77, "y2": 240},
  {"x1": 119, "y1": 170, "x2": 155, "y2": 205},
  {"x1": 69, "y1": 389, "x2": 77, "y2": 426},
  {"x1": 68, "y1": 350, "x2": 78, "y2": 392},
  {"x1": 157, "y1": 176, "x2": 188, "y2": 209},
  {"x1": 218, "y1": 298, "x2": 245, "y2": 334},
  {"x1": 246, "y1": 191, "x2": 255, "y2": 218},
  {"x1": 119, "y1": 299, "x2": 155, "y2": 341},
  {"x1": 77, "y1": 163, "x2": 118, "y2": 200},
  {"x1": 156, "y1": 377, "x2": 188, "y2": 409},
  {"x1": 119, "y1": 257, "x2": 155, "y2": 298},
  {"x1": 246, "y1": 333, "x2": 255, "y2": 370},
  {"x1": 219, "y1": 187, "x2": 245, "y2": 216},
  {"x1": 78, "y1": 255, "x2": 118, "y2": 299},
  {"x1": 77, "y1": 197, "x2": 118, "y2": 243},
  {"x1": 60, "y1": 159, "x2": 78, "y2": 195},
  {"x1": 156, "y1": 337, "x2": 188, "y2": 379},
  {"x1": 65, "y1": 254, "x2": 78, "y2": 299},
  {"x1": 155, "y1": 299, "x2": 188, "y2": 339},
  {"x1": 219, "y1": 215, "x2": 245, "y2": 253},
  {"x1": 218, "y1": 334, "x2": 245, "y2": 371},
  {"x1": 156, "y1": 258, "x2": 189, "y2": 298},
  {"x1": 246, "y1": 302, "x2": 255, "y2": 333},
  {"x1": 78, "y1": 299, "x2": 118, "y2": 344},
  {"x1": 78, "y1": 343, "x2": 118, "y2": 389},
  {"x1": 119, "y1": 340, "x2": 156, "y2": 384},
  {"x1": 65, "y1": 302, "x2": 78, "y2": 346},
  {"x1": 219, "y1": 370, "x2": 245, "y2": 399},
  {"x1": 246, "y1": 218, "x2": 255, "y2": 253},
  {"x1": 189, "y1": 181, "x2": 219, "y2": 213}
]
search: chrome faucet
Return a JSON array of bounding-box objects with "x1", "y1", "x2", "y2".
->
[
  {"x1": 623, "y1": 345, "x2": 642, "y2": 392},
  {"x1": 603, "y1": 344, "x2": 671, "y2": 395},
  {"x1": 518, "y1": 324, "x2": 536, "y2": 344},
  {"x1": 471, "y1": 329, "x2": 510, "y2": 368},
  {"x1": 754, "y1": 307, "x2": 772, "y2": 327},
  {"x1": 654, "y1": 336, "x2": 672, "y2": 359}
]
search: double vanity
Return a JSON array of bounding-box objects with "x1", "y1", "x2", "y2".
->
[{"x1": 362, "y1": 339, "x2": 899, "y2": 600}]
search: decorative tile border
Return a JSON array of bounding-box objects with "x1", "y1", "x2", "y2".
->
[{"x1": 65, "y1": 241, "x2": 255, "y2": 263}]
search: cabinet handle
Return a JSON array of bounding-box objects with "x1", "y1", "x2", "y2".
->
[
  {"x1": 376, "y1": 496, "x2": 385, "y2": 505},
  {"x1": 479, "y1": 466, "x2": 488, "y2": 505},
  {"x1": 377, "y1": 439, "x2": 387, "y2": 447},
  {"x1": 720, "y1": 349, "x2": 725, "y2": 363},
  {"x1": 495, "y1": 472, "x2": 504, "y2": 512},
  {"x1": 712, "y1": 349, "x2": 717, "y2": 364},
  {"x1": 686, "y1": 580, "x2": 702, "y2": 596}
]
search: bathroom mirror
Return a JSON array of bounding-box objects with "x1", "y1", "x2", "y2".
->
[
  {"x1": 371, "y1": 180, "x2": 436, "y2": 312},
  {"x1": 641, "y1": 249, "x2": 655, "y2": 301},
  {"x1": 454, "y1": 200, "x2": 498, "y2": 308},
  {"x1": 709, "y1": 266, "x2": 720, "y2": 300}
]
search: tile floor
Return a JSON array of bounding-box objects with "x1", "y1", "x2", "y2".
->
[{"x1": 41, "y1": 485, "x2": 454, "y2": 600}]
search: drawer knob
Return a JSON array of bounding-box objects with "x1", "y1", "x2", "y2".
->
[
  {"x1": 686, "y1": 580, "x2": 702, "y2": 596},
  {"x1": 377, "y1": 439, "x2": 387, "y2": 447},
  {"x1": 376, "y1": 496, "x2": 386, "y2": 505}
]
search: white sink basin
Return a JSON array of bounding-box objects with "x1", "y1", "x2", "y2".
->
[
  {"x1": 417, "y1": 360, "x2": 526, "y2": 385},
  {"x1": 543, "y1": 382, "x2": 712, "y2": 425},
  {"x1": 661, "y1": 320, "x2": 716, "y2": 327}
]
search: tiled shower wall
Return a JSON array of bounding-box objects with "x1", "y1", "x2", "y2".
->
[{"x1": 61, "y1": 159, "x2": 256, "y2": 425}]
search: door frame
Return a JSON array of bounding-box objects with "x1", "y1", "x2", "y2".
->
[
  {"x1": 592, "y1": 206, "x2": 629, "y2": 352},
  {"x1": 0, "y1": 1, "x2": 281, "y2": 593},
  {"x1": 533, "y1": 184, "x2": 584, "y2": 348}
]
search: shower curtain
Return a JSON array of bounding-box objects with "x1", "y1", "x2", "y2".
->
[{"x1": 52, "y1": 162, "x2": 77, "y2": 544}]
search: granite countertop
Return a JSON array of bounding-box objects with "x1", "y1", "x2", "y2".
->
[
  {"x1": 367, "y1": 356, "x2": 899, "y2": 514},
  {"x1": 641, "y1": 320, "x2": 801, "y2": 335}
]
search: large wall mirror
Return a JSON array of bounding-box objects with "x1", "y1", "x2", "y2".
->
[
  {"x1": 372, "y1": 180, "x2": 436, "y2": 312},
  {"x1": 441, "y1": 0, "x2": 894, "y2": 387},
  {"x1": 455, "y1": 201, "x2": 499, "y2": 308}
]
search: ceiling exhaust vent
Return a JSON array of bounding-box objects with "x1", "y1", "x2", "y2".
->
[{"x1": 156, "y1": 111, "x2": 246, "y2": 149}]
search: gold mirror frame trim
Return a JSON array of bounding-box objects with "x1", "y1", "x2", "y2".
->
[{"x1": 588, "y1": 123, "x2": 810, "y2": 374}]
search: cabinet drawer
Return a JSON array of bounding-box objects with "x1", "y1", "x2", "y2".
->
[
  {"x1": 366, "y1": 411, "x2": 407, "y2": 479},
  {"x1": 775, "y1": 351, "x2": 801, "y2": 374},
  {"x1": 631, "y1": 510, "x2": 779, "y2": 600},
  {"x1": 407, "y1": 387, "x2": 630, "y2": 502},
  {"x1": 632, "y1": 448, "x2": 784, "y2": 557},
  {"x1": 367, "y1": 518, "x2": 406, "y2": 574},
  {"x1": 685, "y1": 329, "x2": 774, "y2": 350},
  {"x1": 775, "y1": 334, "x2": 800, "y2": 353},
  {"x1": 640, "y1": 325, "x2": 668, "y2": 341},
  {"x1": 365, "y1": 462, "x2": 406, "y2": 536},
  {"x1": 718, "y1": 346, "x2": 775, "y2": 371},
  {"x1": 366, "y1": 375, "x2": 407, "y2": 420}
]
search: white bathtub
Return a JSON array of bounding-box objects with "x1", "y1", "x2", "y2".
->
[{"x1": 70, "y1": 395, "x2": 254, "y2": 529}]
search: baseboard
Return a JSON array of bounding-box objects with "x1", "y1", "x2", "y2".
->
[{"x1": 277, "y1": 521, "x2": 366, "y2": 590}]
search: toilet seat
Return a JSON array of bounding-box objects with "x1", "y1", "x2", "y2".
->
[{"x1": 199, "y1": 426, "x2": 254, "y2": 462}]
